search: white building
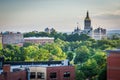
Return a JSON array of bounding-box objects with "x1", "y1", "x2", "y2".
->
[
  {"x1": 24, "y1": 37, "x2": 54, "y2": 45},
  {"x1": 73, "y1": 11, "x2": 107, "y2": 40}
]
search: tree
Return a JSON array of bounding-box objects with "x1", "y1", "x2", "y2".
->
[
  {"x1": 66, "y1": 51, "x2": 74, "y2": 61},
  {"x1": 0, "y1": 43, "x2": 2, "y2": 50},
  {"x1": 74, "y1": 46, "x2": 90, "y2": 64},
  {"x1": 75, "y1": 68, "x2": 85, "y2": 80},
  {"x1": 98, "y1": 64, "x2": 107, "y2": 80},
  {"x1": 23, "y1": 42, "x2": 34, "y2": 47},
  {"x1": 1, "y1": 45, "x2": 25, "y2": 61},
  {"x1": 43, "y1": 43, "x2": 66, "y2": 60},
  {"x1": 23, "y1": 45, "x2": 39, "y2": 61},
  {"x1": 66, "y1": 33, "x2": 80, "y2": 42},
  {"x1": 34, "y1": 48, "x2": 50, "y2": 61},
  {"x1": 80, "y1": 59, "x2": 100, "y2": 80},
  {"x1": 92, "y1": 50, "x2": 106, "y2": 66}
]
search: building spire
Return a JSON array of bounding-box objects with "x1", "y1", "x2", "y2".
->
[
  {"x1": 84, "y1": 11, "x2": 91, "y2": 30},
  {"x1": 85, "y1": 11, "x2": 90, "y2": 19},
  {"x1": 87, "y1": 11, "x2": 89, "y2": 18}
]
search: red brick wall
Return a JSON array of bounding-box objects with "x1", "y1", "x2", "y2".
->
[
  {"x1": 107, "y1": 53, "x2": 120, "y2": 80},
  {"x1": 0, "y1": 70, "x2": 27, "y2": 80},
  {"x1": 3, "y1": 65, "x2": 10, "y2": 72},
  {"x1": 47, "y1": 66, "x2": 75, "y2": 80}
]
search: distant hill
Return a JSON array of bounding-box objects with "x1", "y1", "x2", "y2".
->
[{"x1": 107, "y1": 30, "x2": 120, "y2": 35}]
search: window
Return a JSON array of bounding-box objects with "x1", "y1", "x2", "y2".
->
[
  {"x1": 30, "y1": 72, "x2": 36, "y2": 79},
  {"x1": 64, "y1": 72, "x2": 70, "y2": 78},
  {"x1": 50, "y1": 72, "x2": 57, "y2": 79},
  {"x1": 37, "y1": 72, "x2": 45, "y2": 79},
  {"x1": 18, "y1": 78, "x2": 21, "y2": 80}
]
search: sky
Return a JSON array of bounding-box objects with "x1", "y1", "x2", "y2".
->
[{"x1": 0, "y1": 0, "x2": 120, "y2": 32}]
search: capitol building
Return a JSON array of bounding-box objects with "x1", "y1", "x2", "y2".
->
[{"x1": 73, "y1": 11, "x2": 106, "y2": 40}]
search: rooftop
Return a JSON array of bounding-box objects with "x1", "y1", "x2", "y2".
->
[
  {"x1": 3, "y1": 60, "x2": 70, "y2": 67},
  {"x1": 106, "y1": 49, "x2": 120, "y2": 53},
  {"x1": 24, "y1": 37, "x2": 54, "y2": 40}
]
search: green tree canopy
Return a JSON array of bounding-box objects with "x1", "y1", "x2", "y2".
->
[
  {"x1": 74, "y1": 46, "x2": 90, "y2": 64},
  {"x1": 80, "y1": 59, "x2": 100, "y2": 80}
]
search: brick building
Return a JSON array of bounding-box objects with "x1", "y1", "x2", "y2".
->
[
  {"x1": 3, "y1": 60, "x2": 75, "y2": 80},
  {"x1": 29, "y1": 66, "x2": 75, "y2": 80},
  {"x1": 107, "y1": 49, "x2": 120, "y2": 80},
  {"x1": 47, "y1": 66, "x2": 75, "y2": 80},
  {"x1": 2, "y1": 32, "x2": 24, "y2": 46},
  {"x1": 24, "y1": 37, "x2": 54, "y2": 45},
  {"x1": 0, "y1": 64, "x2": 27, "y2": 80}
]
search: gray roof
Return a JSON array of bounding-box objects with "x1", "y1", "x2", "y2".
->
[{"x1": 106, "y1": 49, "x2": 120, "y2": 53}]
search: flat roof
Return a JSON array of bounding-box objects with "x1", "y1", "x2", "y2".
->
[
  {"x1": 4, "y1": 61, "x2": 62, "y2": 66},
  {"x1": 24, "y1": 37, "x2": 54, "y2": 40},
  {"x1": 106, "y1": 49, "x2": 120, "y2": 53}
]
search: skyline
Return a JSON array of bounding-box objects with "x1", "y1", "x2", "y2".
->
[{"x1": 0, "y1": 0, "x2": 120, "y2": 32}]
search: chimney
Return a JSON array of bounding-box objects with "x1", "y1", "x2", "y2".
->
[{"x1": 3, "y1": 64, "x2": 10, "y2": 72}]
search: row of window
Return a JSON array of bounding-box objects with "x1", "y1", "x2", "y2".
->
[
  {"x1": 30, "y1": 72, "x2": 44, "y2": 79},
  {"x1": 30, "y1": 71, "x2": 70, "y2": 79}
]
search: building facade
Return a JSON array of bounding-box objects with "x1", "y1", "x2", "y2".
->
[
  {"x1": 24, "y1": 37, "x2": 54, "y2": 45},
  {"x1": 0, "y1": 64, "x2": 27, "y2": 80},
  {"x1": 29, "y1": 66, "x2": 75, "y2": 80},
  {"x1": 107, "y1": 49, "x2": 120, "y2": 80},
  {"x1": 2, "y1": 32, "x2": 24, "y2": 46},
  {"x1": 47, "y1": 66, "x2": 75, "y2": 80},
  {"x1": 2, "y1": 60, "x2": 75, "y2": 80}
]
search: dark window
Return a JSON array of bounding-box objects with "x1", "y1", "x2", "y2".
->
[
  {"x1": 18, "y1": 78, "x2": 21, "y2": 80},
  {"x1": 50, "y1": 72, "x2": 57, "y2": 79},
  {"x1": 30, "y1": 72, "x2": 36, "y2": 79},
  {"x1": 37, "y1": 72, "x2": 45, "y2": 79},
  {"x1": 64, "y1": 72, "x2": 70, "y2": 78}
]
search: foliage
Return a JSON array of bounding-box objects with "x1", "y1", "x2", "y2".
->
[
  {"x1": 98, "y1": 64, "x2": 107, "y2": 80},
  {"x1": 1, "y1": 31, "x2": 120, "y2": 80},
  {"x1": 0, "y1": 43, "x2": 2, "y2": 50},
  {"x1": 66, "y1": 51, "x2": 74, "y2": 61},
  {"x1": 74, "y1": 46, "x2": 90, "y2": 64},
  {"x1": 1, "y1": 45, "x2": 25, "y2": 61},
  {"x1": 79, "y1": 59, "x2": 100, "y2": 80}
]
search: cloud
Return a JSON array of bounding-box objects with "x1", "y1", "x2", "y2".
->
[{"x1": 94, "y1": 10, "x2": 120, "y2": 20}]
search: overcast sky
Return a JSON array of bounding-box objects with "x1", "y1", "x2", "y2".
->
[{"x1": 0, "y1": 0, "x2": 120, "y2": 32}]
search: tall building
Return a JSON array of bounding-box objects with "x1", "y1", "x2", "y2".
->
[{"x1": 106, "y1": 49, "x2": 120, "y2": 80}]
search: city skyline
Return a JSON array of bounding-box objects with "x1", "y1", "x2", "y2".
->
[{"x1": 0, "y1": 0, "x2": 120, "y2": 32}]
